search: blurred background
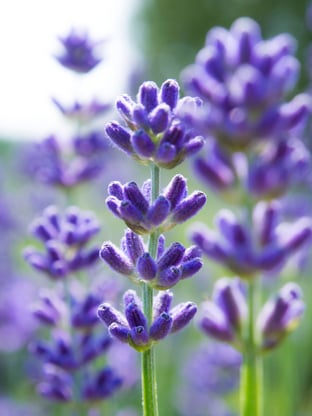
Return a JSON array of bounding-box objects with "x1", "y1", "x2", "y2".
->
[{"x1": 1, "y1": 0, "x2": 312, "y2": 415}]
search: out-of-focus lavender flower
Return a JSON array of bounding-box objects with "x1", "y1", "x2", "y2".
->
[
  {"x1": 97, "y1": 289, "x2": 197, "y2": 351},
  {"x1": 99, "y1": 229, "x2": 202, "y2": 289},
  {"x1": 180, "y1": 17, "x2": 311, "y2": 151},
  {"x1": 26, "y1": 134, "x2": 109, "y2": 188},
  {"x1": 52, "y1": 98, "x2": 110, "y2": 124},
  {"x1": 55, "y1": 29, "x2": 104, "y2": 74},
  {"x1": 178, "y1": 342, "x2": 241, "y2": 416},
  {"x1": 191, "y1": 202, "x2": 312, "y2": 278},
  {"x1": 193, "y1": 136, "x2": 311, "y2": 201},
  {"x1": 257, "y1": 282, "x2": 305, "y2": 350},
  {"x1": 24, "y1": 205, "x2": 100, "y2": 279},
  {"x1": 105, "y1": 79, "x2": 204, "y2": 168},
  {"x1": 106, "y1": 174, "x2": 206, "y2": 234},
  {"x1": 199, "y1": 278, "x2": 247, "y2": 347}
]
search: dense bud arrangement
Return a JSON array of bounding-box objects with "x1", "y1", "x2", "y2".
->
[{"x1": 105, "y1": 79, "x2": 204, "y2": 168}]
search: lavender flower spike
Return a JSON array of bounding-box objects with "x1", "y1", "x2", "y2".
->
[
  {"x1": 97, "y1": 290, "x2": 197, "y2": 352},
  {"x1": 105, "y1": 79, "x2": 204, "y2": 168},
  {"x1": 199, "y1": 278, "x2": 247, "y2": 347},
  {"x1": 257, "y1": 282, "x2": 305, "y2": 350},
  {"x1": 106, "y1": 175, "x2": 206, "y2": 235}
]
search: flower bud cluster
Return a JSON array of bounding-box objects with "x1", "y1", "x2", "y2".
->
[
  {"x1": 98, "y1": 290, "x2": 197, "y2": 352},
  {"x1": 106, "y1": 174, "x2": 206, "y2": 234},
  {"x1": 199, "y1": 279, "x2": 304, "y2": 352},
  {"x1": 99, "y1": 229, "x2": 202, "y2": 289},
  {"x1": 24, "y1": 205, "x2": 100, "y2": 279},
  {"x1": 193, "y1": 137, "x2": 311, "y2": 200},
  {"x1": 55, "y1": 29, "x2": 104, "y2": 74},
  {"x1": 181, "y1": 17, "x2": 311, "y2": 151},
  {"x1": 29, "y1": 282, "x2": 131, "y2": 402},
  {"x1": 191, "y1": 201, "x2": 312, "y2": 278},
  {"x1": 105, "y1": 79, "x2": 204, "y2": 168},
  {"x1": 27, "y1": 133, "x2": 109, "y2": 188}
]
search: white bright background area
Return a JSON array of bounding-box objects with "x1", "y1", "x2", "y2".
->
[{"x1": 0, "y1": 0, "x2": 139, "y2": 140}]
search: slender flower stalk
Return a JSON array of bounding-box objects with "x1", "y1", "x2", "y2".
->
[
  {"x1": 141, "y1": 163, "x2": 160, "y2": 416},
  {"x1": 240, "y1": 279, "x2": 262, "y2": 416}
]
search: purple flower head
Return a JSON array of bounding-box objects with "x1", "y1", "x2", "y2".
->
[
  {"x1": 27, "y1": 134, "x2": 108, "y2": 188},
  {"x1": 55, "y1": 29, "x2": 104, "y2": 73},
  {"x1": 247, "y1": 137, "x2": 311, "y2": 199},
  {"x1": 100, "y1": 230, "x2": 202, "y2": 289},
  {"x1": 97, "y1": 289, "x2": 197, "y2": 352},
  {"x1": 82, "y1": 367, "x2": 123, "y2": 401},
  {"x1": 191, "y1": 202, "x2": 312, "y2": 279},
  {"x1": 180, "y1": 17, "x2": 311, "y2": 151},
  {"x1": 192, "y1": 136, "x2": 311, "y2": 201},
  {"x1": 106, "y1": 174, "x2": 206, "y2": 235},
  {"x1": 105, "y1": 79, "x2": 204, "y2": 168},
  {"x1": 24, "y1": 205, "x2": 100, "y2": 279},
  {"x1": 38, "y1": 364, "x2": 73, "y2": 402},
  {"x1": 199, "y1": 278, "x2": 247, "y2": 347},
  {"x1": 52, "y1": 98, "x2": 110, "y2": 124},
  {"x1": 257, "y1": 282, "x2": 305, "y2": 350},
  {"x1": 178, "y1": 342, "x2": 241, "y2": 416}
]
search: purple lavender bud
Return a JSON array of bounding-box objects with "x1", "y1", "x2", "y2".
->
[
  {"x1": 148, "y1": 103, "x2": 170, "y2": 134},
  {"x1": 137, "y1": 81, "x2": 159, "y2": 113},
  {"x1": 124, "y1": 182, "x2": 149, "y2": 214},
  {"x1": 116, "y1": 94, "x2": 136, "y2": 122},
  {"x1": 194, "y1": 158, "x2": 235, "y2": 191},
  {"x1": 157, "y1": 266, "x2": 182, "y2": 288},
  {"x1": 125, "y1": 302, "x2": 147, "y2": 330},
  {"x1": 157, "y1": 234, "x2": 166, "y2": 259},
  {"x1": 191, "y1": 227, "x2": 229, "y2": 263},
  {"x1": 157, "y1": 242, "x2": 185, "y2": 271},
  {"x1": 119, "y1": 201, "x2": 144, "y2": 226},
  {"x1": 280, "y1": 218, "x2": 312, "y2": 252},
  {"x1": 155, "y1": 142, "x2": 177, "y2": 164},
  {"x1": 132, "y1": 104, "x2": 150, "y2": 128},
  {"x1": 106, "y1": 197, "x2": 121, "y2": 218},
  {"x1": 24, "y1": 248, "x2": 49, "y2": 273},
  {"x1": 183, "y1": 245, "x2": 202, "y2": 261},
  {"x1": 30, "y1": 219, "x2": 55, "y2": 241},
  {"x1": 253, "y1": 201, "x2": 280, "y2": 246},
  {"x1": 129, "y1": 326, "x2": 149, "y2": 348},
  {"x1": 213, "y1": 278, "x2": 247, "y2": 332},
  {"x1": 123, "y1": 290, "x2": 142, "y2": 308},
  {"x1": 44, "y1": 205, "x2": 60, "y2": 231},
  {"x1": 256, "y1": 246, "x2": 286, "y2": 271},
  {"x1": 258, "y1": 282, "x2": 305, "y2": 350},
  {"x1": 105, "y1": 122, "x2": 133, "y2": 154},
  {"x1": 160, "y1": 79, "x2": 180, "y2": 109},
  {"x1": 123, "y1": 229, "x2": 145, "y2": 265},
  {"x1": 146, "y1": 196, "x2": 171, "y2": 226},
  {"x1": 131, "y1": 130, "x2": 155, "y2": 158},
  {"x1": 163, "y1": 174, "x2": 187, "y2": 210},
  {"x1": 199, "y1": 302, "x2": 235, "y2": 342},
  {"x1": 171, "y1": 191, "x2": 206, "y2": 224},
  {"x1": 153, "y1": 291, "x2": 174, "y2": 318},
  {"x1": 230, "y1": 17, "x2": 261, "y2": 64},
  {"x1": 109, "y1": 323, "x2": 130, "y2": 343},
  {"x1": 99, "y1": 242, "x2": 134, "y2": 275},
  {"x1": 83, "y1": 367, "x2": 122, "y2": 400},
  {"x1": 184, "y1": 136, "x2": 205, "y2": 155},
  {"x1": 50, "y1": 259, "x2": 68, "y2": 278},
  {"x1": 278, "y1": 94, "x2": 311, "y2": 130},
  {"x1": 216, "y1": 210, "x2": 249, "y2": 247},
  {"x1": 137, "y1": 253, "x2": 157, "y2": 280},
  {"x1": 170, "y1": 301, "x2": 197, "y2": 333},
  {"x1": 149, "y1": 312, "x2": 173, "y2": 341},
  {"x1": 180, "y1": 258, "x2": 203, "y2": 279},
  {"x1": 97, "y1": 303, "x2": 128, "y2": 327},
  {"x1": 108, "y1": 181, "x2": 124, "y2": 200}
]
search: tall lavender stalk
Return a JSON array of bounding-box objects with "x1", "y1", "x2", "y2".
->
[
  {"x1": 99, "y1": 79, "x2": 206, "y2": 414},
  {"x1": 179, "y1": 17, "x2": 312, "y2": 415}
]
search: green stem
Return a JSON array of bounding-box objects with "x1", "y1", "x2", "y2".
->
[
  {"x1": 240, "y1": 279, "x2": 263, "y2": 416},
  {"x1": 141, "y1": 163, "x2": 160, "y2": 416}
]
